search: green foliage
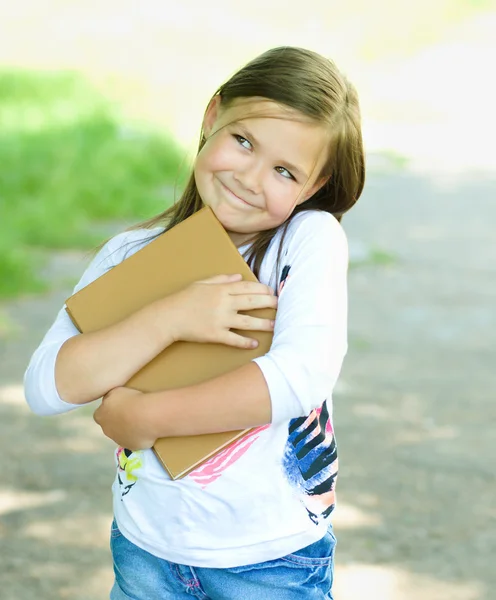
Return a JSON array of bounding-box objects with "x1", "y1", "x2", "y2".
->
[
  {"x1": 0, "y1": 240, "x2": 47, "y2": 299},
  {"x1": 350, "y1": 247, "x2": 397, "y2": 269},
  {"x1": 0, "y1": 70, "x2": 185, "y2": 298}
]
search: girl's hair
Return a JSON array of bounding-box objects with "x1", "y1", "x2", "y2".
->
[{"x1": 116, "y1": 47, "x2": 365, "y2": 280}]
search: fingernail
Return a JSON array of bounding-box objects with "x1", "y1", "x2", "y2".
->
[{"x1": 251, "y1": 340, "x2": 258, "y2": 347}]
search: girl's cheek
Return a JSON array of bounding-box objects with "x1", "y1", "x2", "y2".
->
[
  {"x1": 266, "y1": 197, "x2": 295, "y2": 222},
  {"x1": 203, "y1": 143, "x2": 231, "y2": 172},
  {"x1": 194, "y1": 147, "x2": 209, "y2": 175}
]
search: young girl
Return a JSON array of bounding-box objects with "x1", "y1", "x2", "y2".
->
[{"x1": 24, "y1": 46, "x2": 364, "y2": 599}]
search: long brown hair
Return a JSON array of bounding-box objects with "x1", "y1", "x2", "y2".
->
[{"x1": 116, "y1": 47, "x2": 365, "y2": 280}]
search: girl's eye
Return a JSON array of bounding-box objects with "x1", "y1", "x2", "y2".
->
[
  {"x1": 233, "y1": 135, "x2": 252, "y2": 150},
  {"x1": 275, "y1": 166, "x2": 296, "y2": 181}
]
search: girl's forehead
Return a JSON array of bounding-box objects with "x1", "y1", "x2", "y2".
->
[
  {"x1": 221, "y1": 97, "x2": 311, "y2": 123},
  {"x1": 219, "y1": 98, "x2": 329, "y2": 148}
]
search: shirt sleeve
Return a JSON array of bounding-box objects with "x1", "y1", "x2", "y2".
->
[
  {"x1": 252, "y1": 212, "x2": 348, "y2": 425},
  {"x1": 23, "y1": 234, "x2": 127, "y2": 416}
]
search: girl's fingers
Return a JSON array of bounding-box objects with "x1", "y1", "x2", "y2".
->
[
  {"x1": 231, "y1": 294, "x2": 278, "y2": 311},
  {"x1": 227, "y1": 281, "x2": 275, "y2": 296},
  {"x1": 230, "y1": 315, "x2": 275, "y2": 332},
  {"x1": 220, "y1": 331, "x2": 260, "y2": 349},
  {"x1": 199, "y1": 274, "x2": 243, "y2": 284}
]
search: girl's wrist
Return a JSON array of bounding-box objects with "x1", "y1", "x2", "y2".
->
[
  {"x1": 145, "y1": 295, "x2": 182, "y2": 349},
  {"x1": 143, "y1": 390, "x2": 171, "y2": 440},
  {"x1": 140, "y1": 392, "x2": 160, "y2": 443}
]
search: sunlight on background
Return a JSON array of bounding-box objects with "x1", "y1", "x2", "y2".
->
[
  {"x1": 0, "y1": 488, "x2": 66, "y2": 516},
  {"x1": 0, "y1": 383, "x2": 27, "y2": 407},
  {"x1": 1, "y1": 0, "x2": 495, "y2": 172},
  {"x1": 331, "y1": 498, "x2": 484, "y2": 599},
  {"x1": 333, "y1": 564, "x2": 484, "y2": 600},
  {"x1": 22, "y1": 513, "x2": 113, "y2": 549}
]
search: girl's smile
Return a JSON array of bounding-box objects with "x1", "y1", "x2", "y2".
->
[{"x1": 217, "y1": 178, "x2": 256, "y2": 209}]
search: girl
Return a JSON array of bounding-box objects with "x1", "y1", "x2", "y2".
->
[{"x1": 24, "y1": 46, "x2": 365, "y2": 599}]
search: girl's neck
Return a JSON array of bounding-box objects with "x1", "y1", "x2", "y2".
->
[{"x1": 227, "y1": 230, "x2": 255, "y2": 249}]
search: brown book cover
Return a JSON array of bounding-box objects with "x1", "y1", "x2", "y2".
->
[{"x1": 65, "y1": 207, "x2": 275, "y2": 480}]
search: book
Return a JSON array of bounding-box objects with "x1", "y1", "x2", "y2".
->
[{"x1": 65, "y1": 206, "x2": 275, "y2": 480}]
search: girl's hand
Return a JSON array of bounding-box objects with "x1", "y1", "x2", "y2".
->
[
  {"x1": 164, "y1": 274, "x2": 277, "y2": 349},
  {"x1": 93, "y1": 387, "x2": 157, "y2": 451}
]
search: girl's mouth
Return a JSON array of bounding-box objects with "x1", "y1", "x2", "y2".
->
[{"x1": 219, "y1": 180, "x2": 253, "y2": 208}]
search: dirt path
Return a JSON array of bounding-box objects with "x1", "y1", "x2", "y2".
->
[{"x1": 1, "y1": 166, "x2": 494, "y2": 600}]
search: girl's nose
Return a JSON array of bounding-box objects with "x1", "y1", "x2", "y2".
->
[{"x1": 234, "y1": 163, "x2": 263, "y2": 195}]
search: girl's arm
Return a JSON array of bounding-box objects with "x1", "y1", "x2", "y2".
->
[
  {"x1": 25, "y1": 231, "x2": 276, "y2": 415},
  {"x1": 54, "y1": 297, "x2": 177, "y2": 406},
  {"x1": 95, "y1": 212, "x2": 349, "y2": 447},
  {"x1": 24, "y1": 231, "x2": 163, "y2": 415},
  {"x1": 147, "y1": 362, "x2": 271, "y2": 436},
  {"x1": 56, "y1": 273, "x2": 275, "y2": 407},
  {"x1": 95, "y1": 362, "x2": 270, "y2": 449}
]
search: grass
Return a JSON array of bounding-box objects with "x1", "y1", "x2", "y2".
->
[{"x1": 0, "y1": 70, "x2": 185, "y2": 298}]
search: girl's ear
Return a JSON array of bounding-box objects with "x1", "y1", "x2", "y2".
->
[{"x1": 202, "y1": 95, "x2": 222, "y2": 138}]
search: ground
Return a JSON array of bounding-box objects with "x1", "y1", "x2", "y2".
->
[{"x1": 1, "y1": 165, "x2": 494, "y2": 599}]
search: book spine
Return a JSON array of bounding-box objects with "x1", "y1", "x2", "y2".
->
[{"x1": 65, "y1": 306, "x2": 83, "y2": 333}]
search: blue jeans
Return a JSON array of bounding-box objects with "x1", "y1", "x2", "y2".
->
[{"x1": 110, "y1": 520, "x2": 335, "y2": 599}]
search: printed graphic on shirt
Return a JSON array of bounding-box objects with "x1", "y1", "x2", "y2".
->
[
  {"x1": 116, "y1": 447, "x2": 144, "y2": 498},
  {"x1": 283, "y1": 400, "x2": 338, "y2": 524},
  {"x1": 277, "y1": 263, "x2": 338, "y2": 523},
  {"x1": 188, "y1": 424, "x2": 271, "y2": 488},
  {"x1": 278, "y1": 264, "x2": 291, "y2": 296}
]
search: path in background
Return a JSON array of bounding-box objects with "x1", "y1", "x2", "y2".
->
[{"x1": 1, "y1": 164, "x2": 494, "y2": 600}]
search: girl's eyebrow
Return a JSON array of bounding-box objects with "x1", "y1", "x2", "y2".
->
[{"x1": 237, "y1": 125, "x2": 309, "y2": 180}]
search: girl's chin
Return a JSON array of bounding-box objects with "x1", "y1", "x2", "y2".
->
[
  {"x1": 210, "y1": 207, "x2": 244, "y2": 228},
  {"x1": 215, "y1": 216, "x2": 254, "y2": 245},
  {"x1": 205, "y1": 203, "x2": 258, "y2": 244}
]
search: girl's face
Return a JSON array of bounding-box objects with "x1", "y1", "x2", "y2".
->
[{"x1": 194, "y1": 98, "x2": 329, "y2": 246}]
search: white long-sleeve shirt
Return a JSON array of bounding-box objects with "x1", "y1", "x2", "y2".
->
[{"x1": 24, "y1": 209, "x2": 348, "y2": 567}]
